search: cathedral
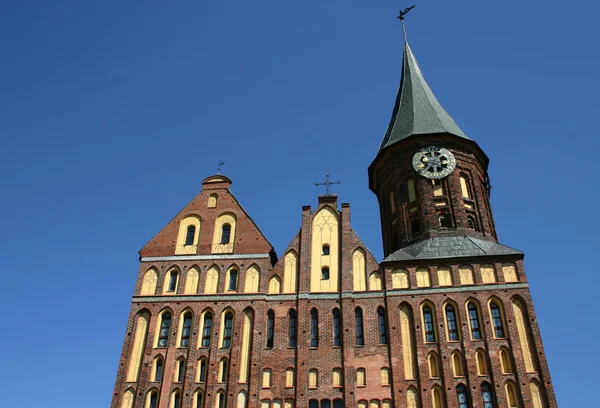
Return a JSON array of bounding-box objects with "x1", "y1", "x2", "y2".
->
[{"x1": 110, "y1": 20, "x2": 556, "y2": 408}]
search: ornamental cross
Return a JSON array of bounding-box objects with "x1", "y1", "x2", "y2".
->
[
  {"x1": 397, "y1": 4, "x2": 416, "y2": 41},
  {"x1": 217, "y1": 160, "x2": 225, "y2": 174},
  {"x1": 315, "y1": 174, "x2": 341, "y2": 195}
]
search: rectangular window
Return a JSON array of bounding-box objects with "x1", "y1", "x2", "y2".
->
[{"x1": 285, "y1": 368, "x2": 295, "y2": 388}]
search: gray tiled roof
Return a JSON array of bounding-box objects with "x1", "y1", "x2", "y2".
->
[
  {"x1": 379, "y1": 43, "x2": 470, "y2": 151},
  {"x1": 382, "y1": 236, "x2": 522, "y2": 262}
]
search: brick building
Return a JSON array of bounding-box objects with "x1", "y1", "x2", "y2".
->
[{"x1": 110, "y1": 33, "x2": 556, "y2": 408}]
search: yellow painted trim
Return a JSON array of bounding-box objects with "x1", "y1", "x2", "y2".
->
[
  {"x1": 500, "y1": 347, "x2": 513, "y2": 374},
  {"x1": 285, "y1": 368, "x2": 295, "y2": 388},
  {"x1": 262, "y1": 368, "x2": 272, "y2": 388},
  {"x1": 308, "y1": 369, "x2": 318, "y2": 388},
  {"x1": 162, "y1": 267, "x2": 180, "y2": 295},
  {"x1": 140, "y1": 268, "x2": 158, "y2": 295},
  {"x1": 392, "y1": 269, "x2": 409, "y2": 289},
  {"x1": 380, "y1": 367, "x2": 390, "y2": 385},
  {"x1": 176, "y1": 309, "x2": 193, "y2": 347},
  {"x1": 476, "y1": 349, "x2": 488, "y2": 375},
  {"x1": 283, "y1": 251, "x2": 298, "y2": 293},
  {"x1": 427, "y1": 352, "x2": 440, "y2": 378},
  {"x1": 153, "y1": 309, "x2": 173, "y2": 348},
  {"x1": 218, "y1": 309, "x2": 234, "y2": 348},
  {"x1": 505, "y1": 381, "x2": 520, "y2": 408},
  {"x1": 236, "y1": 391, "x2": 247, "y2": 408},
  {"x1": 151, "y1": 355, "x2": 163, "y2": 381},
  {"x1": 238, "y1": 309, "x2": 253, "y2": 383},
  {"x1": 416, "y1": 268, "x2": 431, "y2": 288},
  {"x1": 442, "y1": 300, "x2": 461, "y2": 341},
  {"x1": 356, "y1": 368, "x2": 366, "y2": 386},
  {"x1": 310, "y1": 206, "x2": 339, "y2": 292},
  {"x1": 332, "y1": 368, "x2": 342, "y2": 386},
  {"x1": 530, "y1": 380, "x2": 544, "y2": 408},
  {"x1": 244, "y1": 265, "x2": 260, "y2": 293},
  {"x1": 225, "y1": 266, "x2": 239, "y2": 292},
  {"x1": 208, "y1": 193, "x2": 218, "y2": 208},
  {"x1": 144, "y1": 390, "x2": 159, "y2": 408},
  {"x1": 451, "y1": 350, "x2": 465, "y2": 377},
  {"x1": 437, "y1": 267, "x2": 453, "y2": 286},
  {"x1": 369, "y1": 272, "x2": 383, "y2": 291},
  {"x1": 175, "y1": 215, "x2": 201, "y2": 255},
  {"x1": 399, "y1": 304, "x2": 416, "y2": 379},
  {"x1": 184, "y1": 267, "x2": 200, "y2": 294},
  {"x1": 512, "y1": 298, "x2": 536, "y2": 372},
  {"x1": 406, "y1": 387, "x2": 418, "y2": 408},
  {"x1": 431, "y1": 386, "x2": 442, "y2": 408},
  {"x1": 211, "y1": 213, "x2": 237, "y2": 254},
  {"x1": 173, "y1": 357, "x2": 185, "y2": 382},
  {"x1": 420, "y1": 301, "x2": 438, "y2": 343},
  {"x1": 480, "y1": 264, "x2": 497, "y2": 284},
  {"x1": 352, "y1": 249, "x2": 367, "y2": 292},
  {"x1": 487, "y1": 297, "x2": 508, "y2": 339},
  {"x1": 120, "y1": 388, "x2": 134, "y2": 408},
  {"x1": 126, "y1": 312, "x2": 149, "y2": 382},
  {"x1": 218, "y1": 358, "x2": 229, "y2": 383},
  {"x1": 502, "y1": 262, "x2": 519, "y2": 283},
  {"x1": 459, "y1": 265, "x2": 475, "y2": 285},
  {"x1": 204, "y1": 266, "x2": 219, "y2": 293},
  {"x1": 465, "y1": 298, "x2": 485, "y2": 340},
  {"x1": 268, "y1": 276, "x2": 281, "y2": 294}
]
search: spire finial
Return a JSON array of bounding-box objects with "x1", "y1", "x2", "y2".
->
[
  {"x1": 217, "y1": 160, "x2": 225, "y2": 174},
  {"x1": 315, "y1": 174, "x2": 341, "y2": 195},
  {"x1": 397, "y1": 5, "x2": 415, "y2": 42}
]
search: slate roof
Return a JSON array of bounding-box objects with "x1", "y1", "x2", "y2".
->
[
  {"x1": 379, "y1": 43, "x2": 470, "y2": 152},
  {"x1": 382, "y1": 236, "x2": 522, "y2": 262}
]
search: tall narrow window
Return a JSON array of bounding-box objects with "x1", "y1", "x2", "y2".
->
[
  {"x1": 490, "y1": 303, "x2": 505, "y2": 338},
  {"x1": 154, "y1": 358, "x2": 163, "y2": 381},
  {"x1": 221, "y1": 224, "x2": 231, "y2": 244},
  {"x1": 167, "y1": 271, "x2": 178, "y2": 292},
  {"x1": 180, "y1": 312, "x2": 192, "y2": 347},
  {"x1": 378, "y1": 307, "x2": 388, "y2": 344},
  {"x1": 219, "y1": 358, "x2": 229, "y2": 382},
  {"x1": 195, "y1": 391, "x2": 204, "y2": 408},
  {"x1": 481, "y1": 382, "x2": 495, "y2": 408},
  {"x1": 476, "y1": 349, "x2": 488, "y2": 375},
  {"x1": 356, "y1": 368, "x2": 366, "y2": 386},
  {"x1": 308, "y1": 369, "x2": 318, "y2": 388},
  {"x1": 309, "y1": 400, "x2": 319, "y2": 408},
  {"x1": 310, "y1": 308, "x2": 319, "y2": 348},
  {"x1": 198, "y1": 358, "x2": 207, "y2": 382},
  {"x1": 333, "y1": 400, "x2": 343, "y2": 408},
  {"x1": 266, "y1": 310, "x2": 274, "y2": 349},
  {"x1": 149, "y1": 391, "x2": 158, "y2": 408},
  {"x1": 172, "y1": 392, "x2": 181, "y2": 408},
  {"x1": 321, "y1": 267, "x2": 330, "y2": 280},
  {"x1": 452, "y1": 351, "x2": 465, "y2": 377},
  {"x1": 176, "y1": 359, "x2": 185, "y2": 382},
  {"x1": 158, "y1": 312, "x2": 172, "y2": 347},
  {"x1": 457, "y1": 384, "x2": 470, "y2": 408},
  {"x1": 228, "y1": 269, "x2": 238, "y2": 291},
  {"x1": 217, "y1": 392, "x2": 225, "y2": 408},
  {"x1": 322, "y1": 244, "x2": 330, "y2": 255},
  {"x1": 333, "y1": 368, "x2": 342, "y2": 386},
  {"x1": 468, "y1": 303, "x2": 482, "y2": 340},
  {"x1": 422, "y1": 306, "x2": 436, "y2": 343},
  {"x1": 201, "y1": 312, "x2": 213, "y2": 347},
  {"x1": 185, "y1": 225, "x2": 196, "y2": 246},
  {"x1": 500, "y1": 348, "x2": 513, "y2": 374},
  {"x1": 262, "y1": 368, "x2": 272, "y2": 388},
  {"x1": 355, "y1": 307, "x2": 364, "y2": 346},
  {"x1": 332, "y1": 308, "x2": 341, "y2": 346},
  {"x1": 445, "y1": 304, "x2": 459, "y2": 341},
  {"x1": 321, "y1": 400, "x2": 331, "y2": 408},
  {"x1": 288, "y1": 309, "x2": 297, "y2": 347},
  {"x1": 222, "y1": 312, "x2": 233, "y2": 348}
]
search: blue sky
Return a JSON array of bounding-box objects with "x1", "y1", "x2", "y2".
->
[{"x1": 0, "y1": 1, "x2": 597, "y2": 406}]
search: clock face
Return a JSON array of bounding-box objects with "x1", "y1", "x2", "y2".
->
[{"x1": 412, "y1": 146, "x2": 456, "y2": 179}]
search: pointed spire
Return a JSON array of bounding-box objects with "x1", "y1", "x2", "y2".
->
[{"x1": 379, "y1": 40, "x2": 470, "y2": 151}]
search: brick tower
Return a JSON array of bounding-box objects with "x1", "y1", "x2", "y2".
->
[{"x1": 110, "y1": 22, "x2": 556, "y2": 408}]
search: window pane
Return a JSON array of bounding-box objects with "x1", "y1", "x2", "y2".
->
[
  {"x1": 266, "y1": 310, "x2": 274, "y2": 348},
  {"x1": 185, "y1": 226, "x2": 195, "y2": 245},
  {"x1": 289, "y1": 310, "x2": 297, "y2": 347},
  {"x1": 310, "y1": 309, "x2": 319, "y2": 347},
  {"x1": 229, "y1": 270, "x2": 238, "y2": 290},
  {"x1": 223, "y1": 313, "x2": 233, "y2": 348},
  {"x1": 355, "y1": 308, "x2": 364, "y2": 346},
  {"x1": 333, "y1": 309, "x2": 341, "y2": 346},
  {"x1": 221, "y1": 224, "x2": 231, "y2": 244},
  {"x1": 201, "y1": 313, "x2": 212, "y2": 347}
]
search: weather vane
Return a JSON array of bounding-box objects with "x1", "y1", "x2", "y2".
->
[
  {"x1": 217, "y1": 160, "x2": 225, "y2": 174},
  {"x1": 315, "y1": 174, "x2": 341, "y2": 195},
  {"x1": 397, "y1": 4, "x2": 416, "y2": 41}
]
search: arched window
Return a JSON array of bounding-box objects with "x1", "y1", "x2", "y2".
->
[
  {"x1": 127, "y1": 312, "x2": 149, "y2": 382},
  {"x1": 262, "y1": 368, "x2": 272, "y2": 388},
  {"x1": 332, "y1": 368, "x2": 342, "y2": 387},
  {"x1": 460, "y1": 175, "x2": 471, "y2": 198},
  {"x1": 221, "y1": 224, "x2": 231, "y2": 244},
  {"x1": 154, "y1": 357, "x2": 163, "y2": 381},
  {"x1": 219, "y1": 358, "x2": 229, "y2": 382},
  {"x1": 467, "y1": 302, "x2": 482, "y2": 340},
  {"x1": 222, "y1": 312, "x2": 233, "y2": 348},
  {"x1": 228, "y1": 268, "x2": 239, "y2": 291},
  {"x1": 148, "y1": 390, "x2": 159, "y2": 408},
  {"x1": 285, "y1": 368, "x2": 295, "y2": 388},
  {"x1": 422, "y1": 305, "x2": 436, "y2": 343},
  {"x1": 216, "y1": 391, "x2": 226, "y2": 408},
  {"x1": 322, "y1": 244, "x2": 330, "y2": 255},
  {"x1": 467, "y1": 215, "x2": 478, "y2": 231},
  {"x1": 380, "y1": 367, "x2": 390, "y2": 386},
  {"x1": 481, "y1": 382, "x2": 495, "y2": 408},
  {"x1": 208, "y1": 193, "x2": 218, "y2": 208},
  {"x1": 171, "y1": 391, "x2": 181, "y2": 408},
  {"x1": 158, "y1": 312, "x2": 172, "y2": 347},
  {"x1": 308, "y1": 369, "x2": 318, "y2": 388},
  {"x1": 500, "y1": 347, "x2": 513, "y2": 374},
  {"x1": 378, "y1": 307, "x2": 388, "y2": 344},
  {"x1": 476, "y1": 349, "x2": 488, "y2": 375},
  {"x1": 490, "y1": 302, "x2": 505, "y2": 338},
  {"x1": 321, "y1": 267, "x2": 330, "y2": 280},
  {"x1": 180, "y1": 312, "x2": 192, "y2": 347},
  {"x1": 445, "y1": 304, "x2": 459, "y2": 341},
  {"x1": 288, "y1": 309, "x2": 297, "y2": 347},
  {"x1": 198, "y1": 358, "x2": 207, "y2": 382},
  {"x1": 358, "y1": 401, "x2": 368, "y2": 408},
  {"x1": 356, "y1": 368, "x2": 366, "y2": 386},
  {"x1": 140, "y1": 268, "x2": 158, "y2": 295},
  {"x1": 428, "y1": 352, "x2": 439, "y2": 378},
  {"x1": 266, "y1": 310, "x2": 274, "y2": 349},
  {"x1": 333, "y1": 400, "x2": 343, "y2": 408},
  {"x1": 167, "y1": 270, "x2": 178, "y2": 292},
  {"x1": 195, "y1": 391, "x2": 204, "y2": 408},
  {"x1": 452, "y1": 351, "x2": 465, "y2": 377},
  {"x1": 201, "y1": 312, "x2": 213, "y2": 347},
  {"x1": 310, "y1": 309, "x2": 319, "y2": 347},
  {"x1": 268, "y1": 276, "x2": 281, "y2": 294},
  {"x1": 431, "y1": 386, "x2": 442, "y2": 408},
  {"x1": 355, "y1": 307, "x2": 364, "y2": 346},
  {"x1": 457, "y1": 384, "x2": 470, "y2": 408},
  {"x1": 175, "y1": 358, "x2": 185, "y2": 382},
  {"x1": 332, "y1": 308, "x2": 341, "y2": 346},
  {"x1": 309, "y1": 400, "x2": 319, "y2": 408},
  {"x1": 416, "y1": 268, "x2": 431, "y2": 287},
  {"x1": 185, "y1": 225, "x2": 196, "y2": 246}
]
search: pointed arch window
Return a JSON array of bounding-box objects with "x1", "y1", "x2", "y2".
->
[
  {"x1": 228, "y1": 269, "x2": 239, "y2": 291},
  {"x1": 149, "y1": 391, "x2": 159, "y2": 408},
  {"x1": 195, "y1": 391, "x2": 204, "y2": 408},
  {"x1": 355, "y1": 307, "x2": 364, "y2": 346},
  {"x1": 185, "y1": 225, "x2": 196, "y2": 246},
  {"x1": 467, "y1": 215, "x2": 478, "y2": 231},
  {"x1": 198, "y1": 358, "x2": 207, "y2": 382},
  {"x1": 167, "y1": 271, "x2": 178, "y2": 292},
  {"x1": 468, "y1": 303, "x2": 482, "y2": 340},
  {"x1": 158, "y1": 312, "x2": 172, "y2": 347},
  {"x1": 490, "y1": 303, "x2": 505, "y2": 338},
  {"x1": 310, "y1": 308, "x2": 319, "y2": 348},
  {"x1": 172, "y1": 391, "x2": 181, "y2": 408},
  {"x1": 222, "y1": 312, "x2": 233, "y2": 348},
  {"x1": 288, "y1": 309, "x2": 297, "y2": 347},
  {"x1": 378, "y1": 307, "x2": 388, "y2": 344},
  {"x1": 332, "y1": 308, "x2": 341, "y2": 346},
  {"x1": 422, "y1": 306, "x2": 436, "y2": 343},
  {"x1": 445, "y1": 304, "x2": 459, "y2": 341},
  {"x1": 457, "y1": 384, "x2": 470, "y2": 408},
  {"x1": 482, "y1": 382, "x2": 495, "y2": 408},
  {"x1": 201, "y1": 312, "x2": 213, "y2": 348},
  {"x1": 154, "y1": 358, "x2": 163, "y2": 381},
  {"x1": 221, "y1": 224, "x2": 231, "y2": 244},
  {"x1": 266, "y1": 310, "x2": 275, "y2": 349},
  {"x1": 175, "y1": 358, "x2": 185, "y2": 382},
  {"x1": 180, "y1": 312, "x2": 192, "y2": 347},
  {"x1": 219, "y1": 358, "x2": 229, "y2": 382}
]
